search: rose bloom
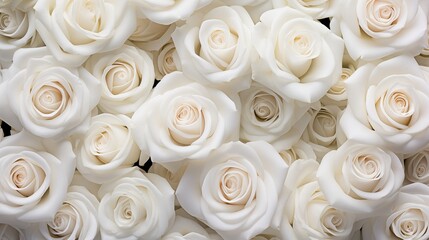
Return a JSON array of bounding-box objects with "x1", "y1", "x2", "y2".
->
[
  {"x1": 317, "y1": 140, "x2": 404, "y2": 218},
  {"x1": 34, "y1": 0, "x2": 136, "y2": 66},
  {"x1": 172, "y1": 5, "x2": 254, "y2": 93},
  {"x1": 85, "y1": 44, "x2": 154, "y2": 116},
  {"x1": 340, "y1": 56, "x2": 429, "y2": 154},
  {"x1": 29, "y1": 186, "x2": 99, "y2": 240},
  {"x1": 362, "y1": 183, "x2": 429, "y2": 240},
  {"x1": 128, "y1": 0, "x2": 212, "y2": 25},
  {"x1": 252, "y1": 7, "x2": 344, "y2": 103},
  {"x1": 273, "y1": 159, "x2": 355, "y2": 240},
  {"x1": 239, "y1": 81, "x2": 311, "y2": 148},
  {"x1": 76, "y1": 113, "x2": 140, "y2": 184},
  {"x1": 161, "y1": 215, "x2": 216, "y2": 240},
  {"x1": 153, "y1": 40, "x2": 181, "y2": 80},
  {"x1": 278, "y1": 140, "x2": 317, "y2": 166},
  {"x1": 302, "y1": 104, "x2": 342, "y2": 160},
  {"x1": 176, "y1": 141, "x2": 288, "y2": 239},
  {"x1": 0, "y1": 0, "x2": 37, "y2": 11},
  {"x1": 0, "y1": 131, "x2": 75, "y2": 228},
  {"x1": 272, "y1": 0, "x2": 339, "y2": 19},
  {"x1": 131, "y1": 72, "x2": 240, "y2": 172},
  {"x1": 404, "y1": 146, "x2": 429, "y2": 184},
  {"x1": 331, "y1": 0, "x2": 428, "y2": 61},
  {"x1": 0, "y1": 47, "x2": 100, "y2": 139},
  {"x1": 98, "y1": 167, "x2": 175, "y2": 240},
  {"x1": 0, "y1": 5, "x2": 38, "y2": 63}
]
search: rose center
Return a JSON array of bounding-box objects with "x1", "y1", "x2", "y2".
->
[
  {"x1": 48, "y1": 204, "x2": 78, "y2": 238},
  {"x1": 219, "y1": 166, "x2": 252, "y2": 205},
  {"x1": 32, "y1": 81, "x2": 70, "y2": 120},
  {"x1": 252, "y1": 92, "x2": 279, "y2": 122},
  {"x1": 352, "y1": 155, "x2": 381, "y2": 178},
  {"x1": 9, "y1": 159, "x2": 46, "y2": 197},
  {"x1": 105, "y1": 60, "x2": 140, "y2": 95},
  {"x1": 0, "y1": 12, "x2": 10, "y2": 30}
]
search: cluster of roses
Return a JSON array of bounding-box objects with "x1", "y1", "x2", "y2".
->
[{"x1": 0, "y1": 0, "x2": 428, "y2": 239}]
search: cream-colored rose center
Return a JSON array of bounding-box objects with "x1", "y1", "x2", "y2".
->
[
  {"x1": 321, "y1": 208, "x2": 346, "y2": 235},
  {"x1": 252, "y1": 92, "x2": 279, "y2": 122},
  {"x1": 105, "y1": 60, "x2": 141, "y2": 95},
  {"x1": 73, "y1": 0, "x2": 103, "y2": 32},
  {"x1": 199, "y1": 21, "x2": 239, "y2": 70},
  {"x1": 0, "y1": 11, "x2": 10, "y2": 30},
  {"x1": 32, "y1": 81, "x2": 70, "y2": 120},
  {"x1": 10, "y1": 159, "x2": 46, "y2": 197},
  {"x1": 375, "y1": 88, "x2": 414, "y2": 130},
  {"x1": 390, "y1": 208, "x2": 427, "y2": 239},
  {"x1": 160, "y1": 46, "x2": 177, "y2": 75},
  {"x1": 89, "y1": 125, "x2": 128, "y2": 164},
  {"x1": 169, "y1": 101, "x2": 205, "y2": 146},
  {"x1": 365, "y1": 0, "x2": 400, "y2": 32},
  {"x1": 312, "y1": 108, "x2": 336, "y2": 139},
  {"x1": 218, "y1": 167, "x2": 252, "y2": 205},
  {"x1": 279, "y1": 149, "x2": 298, "y2": 166},
  {"x1": 114, "y1": 196, "x2": 146, "y2": 227},
  {"x1": 405, "y1": 151, "x2": 429, "y2": 182},
  {"x1": 48, "y1": 204, "x2": 79, "y2": 238}
]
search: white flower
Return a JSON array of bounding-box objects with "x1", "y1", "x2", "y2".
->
[
  {"x1": 129, "y1": 0, "x2": 212, "y2": 25},
  {"x1": 221, "y1": 0, "x2": 267, "y2": 6},
  {"x1": 317, "y1": 140, "x2": 404, "y2": 217},
  {"x1": 37, "y1": 186, "x2": 99, "y2": 240},
  {"x1": 272, "y1": 0, "x2": 339, "y2": 19},
  {"x1": 176, "y1": 141, "x2": 288, "y2": 240},
  {"x1": 0, "y1": 47, "x2": 100, "y2": 139},
  {"x1": 332, "y1": 0, "x2": 428, "y2": 61},
  {"x1": 172, "y1": 5, "x2": 254, "y2": 93},
  {"x1": 85, "y1": 44, "x2": 154, "y2": 116},
  {"x1": 153, "y1": 41, "x2": 181, "y2": 80},
  {"x1": 76, "y1": 113, "x2": 140, "y2": 184},
  {"x1": 129, "y1": 17, "x2": 176, "y2": 52},
  {"x1": 404, "y1": 146, "x2": 429, "y2": 184},
  {"x1": 239, "y1": 82, "x2": 311, "y2": 147},
  {"x1": 340, "y1": 56, "x2": 429, "y2": 154},
  {"x1": 131, "y1": 72, "x2": 240, "y2": 172},
  {"x1": 0, "y1": 0, "x2": 36, "y2": 11},
  {"x1": 252, "y1": 7, "x2": 344, "y2": 103},
  {"x1": 0, "y1": 131, "x2": 75, "y2": 227},
  {"x1": 302, "y1": 105, "x2": 342, "y2": 160},
  {"x1": 34, "y1": 0, "x2": 136, "y2": 66},
  {"x1": 0, "y1": 5, "x2": 37, "y2": 63},
  {"x1": 0, "y1": 224, "x2": 25, "y2": 240},
  {"x1": 362, "y1": 183, "x2": 429, "y2": 240},
  {"x1": 273, "y1": 159, "x2": 355, "y2": 240},
  {"x1": 98, "y1": 167, "x2": 175, "y2": 240}
]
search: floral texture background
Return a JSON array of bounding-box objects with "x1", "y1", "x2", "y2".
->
[{"x1": 0, "y1": 0, "x2": 428, "y2": 239}]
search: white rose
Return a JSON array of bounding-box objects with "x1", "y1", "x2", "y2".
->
[
  {"x1": 176, "y1": 141, "x2": 288, "y2": 239},
  {"x1": 340, "y1": 56, "x2": 429, "y2": 154},
  {"x1": 85, "y1": 44, "x2": 154, "y2": 116},
  {"x1": 362, "y1": 183, "x2": 429, "y2": 240},
  {"x1": 0, "y1": 5, "x2": 37, "y2": 63},
  {"x1": 172, "y1": 5, "x2": 254, "y2": 93},
  {"x1": 129, "y1": 17, "x2": 176, "y2": 52},
  {"x1": 129, "y1": 0, "x2": 212, "y2": 25},
  {"x1": 302, "y1": 105, "x2": 342, "y2": 160},
  {"x1": 240, "y1": 82, "x2": 311, "y2": 148},
  {"x1": 278, "y1": 140, "x2": 317, "y2": 166},
  {"x1": 332, "y1": 0, "x2": 428, "y2": 61},
  {"x1": 154, "y1": 41, "x2": 181, "y2": 80},
  {"x1": 0, "y1": 131, "x2": 75, "y2": 227},
  {"x1": 272, "y1": 0, "x2": 339, "y2": 19},
  {"x1": 0, "y1": 47, "x2": 100, "y2": 139},
  {"x1": 33, "y1": 186, "x2": 99, "y2": 240},
  {"x1": 0, "y1": 224, "x2": 25, "y2": 240},
  {"x1": 98, "y1": 167, "x2": 175, "y2": 240},
  {"x1": 131, "y1": 72, "x2": 240, "y2": 172},
  {"x1": 273, "y1": 159, "x2": 355, "y2": 240},
  {"x1": 34, "y1": 0, "x2": 136, "y2": 66},
  {"x1": 76, "y1": 113, "x2": 140, "y2": 184},
  {"x1": 317, "y1": 140, "x2": 404, "y2": 218},
  {"x1": 252, "y1": 7, "x2": 344, "y2": 103},
  {"x1": 404, "y1": 146, "x2": 429, "y2": 184}
]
